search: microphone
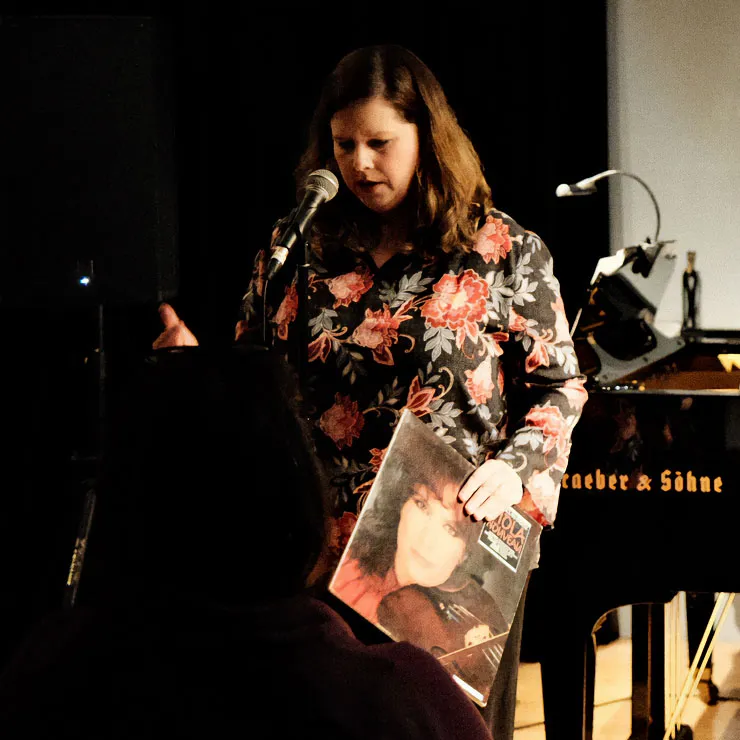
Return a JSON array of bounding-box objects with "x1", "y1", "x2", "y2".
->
[
  {"x1": 555, "y1": 168, "x2": 620, "y2": 197},
  {"x1": 267, "y1": 169, "x2": 340, "y2": 280},
  {"x1": 555, "y1": 180, "x2": 598, "y2": 197}
]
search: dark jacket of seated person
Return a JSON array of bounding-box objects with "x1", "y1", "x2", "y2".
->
[{"x1": 0, "y1": 346, "x2": 492, "y2": 740}]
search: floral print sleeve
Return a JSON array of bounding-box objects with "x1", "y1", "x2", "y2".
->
[
  {"x1": 240, "y1": 248, "x2": 267, "y2": 330},
  {"x1": 471, "y1": 212, "x2": 588, "y2": 526}
]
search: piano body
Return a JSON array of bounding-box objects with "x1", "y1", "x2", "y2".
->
[{"x1": 528, "y1": 242, "x2": 740, "y2": 739}]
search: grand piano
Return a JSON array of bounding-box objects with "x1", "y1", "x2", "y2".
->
[{"x1": 525, "y1": 241, "x2": 740, "y2": 739}]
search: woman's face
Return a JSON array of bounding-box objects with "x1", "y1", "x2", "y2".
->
[
  {"x1": 394, "y1": 482, "x2": 467, "y2": 588},
  {"x1": 330, "y1": 96, "x2": 419, "y2": 215}
]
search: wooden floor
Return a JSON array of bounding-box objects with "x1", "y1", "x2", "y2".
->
[{"x1": 513, "y1": 638, "x2": 740, "y2": 740}]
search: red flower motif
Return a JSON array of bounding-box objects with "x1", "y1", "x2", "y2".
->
[
  {"x1": 319, "y1": 393, "x2": 365, "y2": 449},
  {"x1": 525, "y1": 470, "x2": 556, "y2": 503},
  {"x1": 369, "y1": 447, "x2": 387, "y2": 473},
  {"x1": 349, "y1": 305, "x2": 409, "y2": 366},
  {"x1": 474, "y1": 215, "x2": 513, "y2": 264},
  {"x1": 518, "y1": 489, "x2": 551, "y2": 528},
  {"x1": 254, "y1": 249, "x2": 267, "y2": 298},
  {"x1": 525, "y1": 338, "x2": 551, "y2": 373},
  {"x1": 421, "y1": 270, "x2": 489, "y2": 348},
  {"x1": 328, "y1": 512, "x2": 358, "y2": 555},
  {"x1": 485, "y1": 331, "x2": 509, "y2": 358},
  {"x1": 275, "y1": 284, "x2": 299, "y2": 341},
  {"x1": 551, "y1": 296, "x2": 572, "y2": 342},
  {"x1": 509, "y1": 308, "x2": 533, "y2": 335},
  {"x1": 525, "y1": 403, "x2": 569, "y2": 458},
  {"x1": 405, "y1": 376, "x2": 437, "y2": 417},
  {"x1": 465, "y1": 357, "x2": 495, "y2": 405},
  {"x1": 326, "y1": 267, "x2": 373, "y2": 308},
  {"x1": 559, "y1": 377, "x2": 588, "y2": 411},
  {"x1": 307, "y1": 332, "x2": 333, "y2": 363}
]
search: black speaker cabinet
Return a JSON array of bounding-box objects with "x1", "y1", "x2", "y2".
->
[{"x1": 0, "y1": 15, "x2": 178, "y2": 306}]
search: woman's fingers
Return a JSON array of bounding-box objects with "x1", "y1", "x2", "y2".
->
[
  {"x1": 152, "y1": 304, "x2": 199, "y2": 348},
  {"x1": 458, "y1": 459, "x2": 523, "y2": 521},
  {"x1": 234, "y1": 320, "x2": 250, "y2": 341},
  {"x1": 463, "y1": 485, "x2": 498, "y2": 521},
  {"x1": 158, "y1": 302, "x2": 180, "y2": 329},
  {"x1": 457, "y1": 465, "x2": 489, "y2": 505}
]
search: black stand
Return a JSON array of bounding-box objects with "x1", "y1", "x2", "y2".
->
[
  {"x1": 682, "y1": 252, "x2": 699, "y2": 331},
  {"x1": 261, "y1": 236, "x2": 311, "y2": 389},
  {"x1": 296, "y1": 238, "x2": 311, "y2": 387},
  {"x1": 630, "y1": 604, "x2": 667, "y2": 740},
  {"x1": 63, "y1": 299, "x2": 106, "y2": 609}
]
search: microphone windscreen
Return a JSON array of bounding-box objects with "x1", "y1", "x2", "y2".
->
[
  {"x1": 306, "y1": 169, "x2": 340, "y2": 200},
  {"x1": 555, "y1": 183, "x2": 572, "y2": 197}
]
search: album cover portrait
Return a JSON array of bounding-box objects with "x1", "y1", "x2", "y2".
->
[{"x1": 329, "y1": 410, "x2": 541, "y2": 706}]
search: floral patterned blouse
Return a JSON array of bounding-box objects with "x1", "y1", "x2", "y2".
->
[{"x1": 242, "y1": 208, "x2": 588, "y2": 564}]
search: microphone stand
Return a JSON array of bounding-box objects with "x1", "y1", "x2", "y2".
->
[
  {"x1": 296, "y1": 237, "x2": 310, "y2": 389},
  {"x1": 562, "y1": 169, "x2": 669, "y2": 336},
  {"x1": 64, "y1": 262, "x2": 105, "y2": 609},
  {"x1": 566, "y1": 168, "x2": 662, "y2": 245},
  {"x1": 261, "y1": 237, "x2": 311, "y2": 391}
]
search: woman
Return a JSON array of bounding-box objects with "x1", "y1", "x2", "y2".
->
[{"x1": 155, "y1": 44, "x2": 587, "y2": 737}]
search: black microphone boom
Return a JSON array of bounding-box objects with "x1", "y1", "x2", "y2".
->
[
  {"x1": 266, "y1": 169, "x2": 339, "y2": 280},
  {"x1": 554, "y1": 168, "x2": 661, "y2": 244}
]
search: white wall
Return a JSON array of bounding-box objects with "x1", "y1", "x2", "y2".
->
[{"x1": 607, "y1": 0, "x2": 740, "y2": 334}]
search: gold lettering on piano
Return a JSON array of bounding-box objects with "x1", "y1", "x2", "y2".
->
[
  {"x1": 563, "y1": 469, "x2": 725, "y2": 493},
  {"x1": 560, "y1": 468, "x2": 724, "y2": 493},
  {"x1": 560, "y1": 468, "x2": 688, "y2": 493},
  {"x1": 661, "y1": 470, "x2": 723, "y2": 492},
  {"x1": 637, "y1": 475, "x2": 652, "y2": 491}
]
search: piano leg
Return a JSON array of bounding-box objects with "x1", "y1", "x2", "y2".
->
[
  {"x1": 539, "y1": 616, "x2": 597, "y2": 740},
  {"x1": 631, "y1": 604, "x2": 665, "y2": 740}
]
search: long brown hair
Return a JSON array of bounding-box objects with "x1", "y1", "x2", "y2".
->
[{"x1": 296, "y1": 45, "x2": 492, "y2": 256}]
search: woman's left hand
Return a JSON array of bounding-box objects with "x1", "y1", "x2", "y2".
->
[{"x1": 457, "y1": 459, "x2": 524, "y2": 522}]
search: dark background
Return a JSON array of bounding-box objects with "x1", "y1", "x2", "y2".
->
[{"x1": 0, "y1": 3, "x2": 609, "y2": 664}]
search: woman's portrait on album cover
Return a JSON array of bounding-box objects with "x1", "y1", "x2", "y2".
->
[{"x1": 329, "y1": 411, "x2": 538, "y2": 704}]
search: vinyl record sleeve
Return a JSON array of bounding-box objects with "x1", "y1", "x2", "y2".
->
[{"x1": 329, "y1": 409, "x2": 541, "y2": 706}]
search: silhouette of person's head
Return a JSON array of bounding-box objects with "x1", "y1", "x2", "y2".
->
[{"x1": 82, "y1": 346, "x2": 327, "y2": 606}]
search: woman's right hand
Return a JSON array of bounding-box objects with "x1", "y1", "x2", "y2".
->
[{"x1": 152, "y1": 303, "x2": 199, "y2": 349}]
